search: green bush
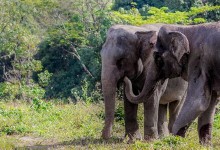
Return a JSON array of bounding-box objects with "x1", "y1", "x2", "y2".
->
[
  {"x1": 0, "y1": 83, "x2": 20, "y2": 101},
  {"x1": 31, "y1": 98, "x2": 53, "y2": 112},
  {"x1": 0, "y1": 106, "x2": 27, "y2": 135}
]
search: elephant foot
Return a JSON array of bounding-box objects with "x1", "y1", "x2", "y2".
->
[
  {"x1": 144, "y1": 128, "x2": 158, "y2": 141},
  {"x1": 176, "y1": 125, "x2": 189, "y2": 137},
  {"x1": 126, "y1": 130, "x2": 142, "y2": 144},
  {"x1": 199, "y1": 124, "x2": 212, "y2": 146},
  {"x1": 158, "y1": 123, "x2": 169, "y2": 138},
  {"x1": 144, "y1": 135, "x2": 158, "y2": 141},
  {"x1": 101, "y1": 127, "x2": 111, "y2": 139},
  {"x1": 158, "y1": 131, "x2": 169, "y2": 138}
]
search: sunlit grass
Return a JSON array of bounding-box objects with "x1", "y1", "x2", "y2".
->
[{"x1": 0, "y1": 100, "x2": 219, "y2": 149}]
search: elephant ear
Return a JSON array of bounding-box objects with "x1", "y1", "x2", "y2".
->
[
  {"x1": 135, "y1": 31, "x2": 157, "y2": 62},
  {"x1": 168, "y1": 31, "x2": 190, "y2": 62}
]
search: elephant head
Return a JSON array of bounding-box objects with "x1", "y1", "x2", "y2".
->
[
  {"x1": 101, "y1": 25, "x2": 157, "y2": 139},
  {"x1": 124, "y1": 27, "x2": 190, "y2": 104}
]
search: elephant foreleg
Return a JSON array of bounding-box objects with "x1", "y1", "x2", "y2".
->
[
  {"x1": 124, "y1": 86, "x2": 141, "y2": 142},
  {"x1": 158, "y1": 104, "x2": 169, "y2": 137},
  {"x1": 143, "y1": 92, "x2": 160, "y2": 140},
  {"x1": 198, "y1": 91, "x2": 218, "y2": 145},
  {"x1": 168, "y1": 100, "x2": 185, "y2": 132}
]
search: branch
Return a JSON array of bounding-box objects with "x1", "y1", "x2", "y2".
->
[{"x1": 62, "y1": 46, "x2": 94, "y2": 78}]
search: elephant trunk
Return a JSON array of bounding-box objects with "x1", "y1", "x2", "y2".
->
[
  {"x1": 172, "y1": 73, "x2": 211, "y2": 137},
  {"x1": 101, "y1": 64, "x2": 120, "y2": 139},
  {"x1": 124, "y1": 60, "x2": 160, "y2": 104}
]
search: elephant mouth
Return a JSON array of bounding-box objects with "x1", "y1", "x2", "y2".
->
[
  {"x1": 117, "y1": 78, "x2": 124, "y2": 89},
  {"x1": 159, "y1": 59, "x2": 184, "y2": 79},
  {"x1": 119, "y1": 72, "x2": 143, "y2": 90},
  {"x1": 135, "y1": 69, "x2": 144, "y2": 79}
]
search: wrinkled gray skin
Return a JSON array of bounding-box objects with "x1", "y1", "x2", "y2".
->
[
  {"x1": 124, "y1": 22, "x2": 220, "y2": 145},
  {"x1": 101, "y1": 24, "x2": 187, "y2": 142}
]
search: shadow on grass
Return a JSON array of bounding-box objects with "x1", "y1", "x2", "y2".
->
[{"x1": 15, "y1": 137, "x2": 124, "y2": 150}]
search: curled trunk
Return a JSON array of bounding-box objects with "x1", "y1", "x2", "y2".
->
[{"x1": 124, "y1": 60, "x2": 160, "y2": 104}]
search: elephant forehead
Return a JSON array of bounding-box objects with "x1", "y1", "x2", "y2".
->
[
  {"x1": 117, "y1": 36, "x2": 128, "y2": 44},
  {"x1": 116, "y1": 36, "x2": 135, "y2": 47},
  {"x1": 109, "y1": 27, "x2": 137, "y2": 40},
  {"x1": 103, "y1": 31, "x2": 136, "y2": 47},
  {"x1": 110, "y1": 24, "x2": 148, "y2": 34},
  {"x1": 101, "y1": 45, "x2": 135, "y2": 62},
  {"x1": 102, "y1": 34, "x2": 137, "y2": 56}
]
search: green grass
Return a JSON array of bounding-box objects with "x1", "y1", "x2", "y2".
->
[{"x1": 0, "y1": 100, "x2": 219, "y2": 149}]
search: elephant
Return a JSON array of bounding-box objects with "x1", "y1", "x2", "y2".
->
[
  {"x1": 101, "y1": 24, "x2": 187, "y2": 142},
  {"x1": 124, "y1": 22, "x2": 220, "y2": 145}
]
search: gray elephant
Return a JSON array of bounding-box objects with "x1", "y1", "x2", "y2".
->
[
  {"x1": 101, "y1": 24, "x2": 187, "y2": 142},
  {"x1": 124, "y1": 22, "x2": 220, "y2": 145}
]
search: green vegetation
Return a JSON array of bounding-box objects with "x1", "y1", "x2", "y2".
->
[
  {"x1": 113, "y1": 0, "x2": 219, "y2": 11},
  {"x1": 113, "y1": 5, "x2": 220, "y2": 25},
  {"x1": 0, "y1": 0, "x2": 219, "y2": 102},
  {"x1": 0, "y1": 101, "x2": 219, "y2": 149}
]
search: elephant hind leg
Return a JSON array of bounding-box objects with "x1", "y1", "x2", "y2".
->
[
  {"x1": 158, "y1": 104, "x2": 169, "y2": 137},
  {"x1": 198, "y1": 91, "x2": 218, "y2": 145},
  {"x1": 168, "y1": 100, "x2": 184, "y2": 132}
]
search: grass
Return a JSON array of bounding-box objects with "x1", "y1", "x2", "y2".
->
[{"x1": 0, "y1": 100, "x2": 219, "y2": 149}]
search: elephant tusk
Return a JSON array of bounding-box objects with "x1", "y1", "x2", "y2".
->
[{"x1": 136, "y1": 58, "x2": 143, "y2": 78}]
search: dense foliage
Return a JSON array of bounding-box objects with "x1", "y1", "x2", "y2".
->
[
  {"x1": 113, "y1": 0, "x2": 208, "y2": 11},
  {"x1": 0, "y1": 0, "x2": 219, "y2": 102}
]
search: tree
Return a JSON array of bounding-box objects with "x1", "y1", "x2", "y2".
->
[
  {"x1": 112, "y1": 0, "x2": 165, "y2": 10},
  {"x1": 36, "y1": 0, "x2": 113, "y2": 101},
  {"x1": 164, "y1": 0, "x2": 204, "y2": 11},
  {"x1": 0, "y1": 0, "x2": 45, "y2": 101}
]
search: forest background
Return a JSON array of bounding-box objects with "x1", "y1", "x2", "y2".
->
[{"x1": 0, "y1": 0, "x2": 219, "y2": 103}]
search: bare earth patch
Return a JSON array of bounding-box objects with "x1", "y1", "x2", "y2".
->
[
  {"x1": 14, "y1": 136, "x2": 125, "y2": 150},
  {"x1": 15, "y1": 136, "x2": 64, "y2": 149}
]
